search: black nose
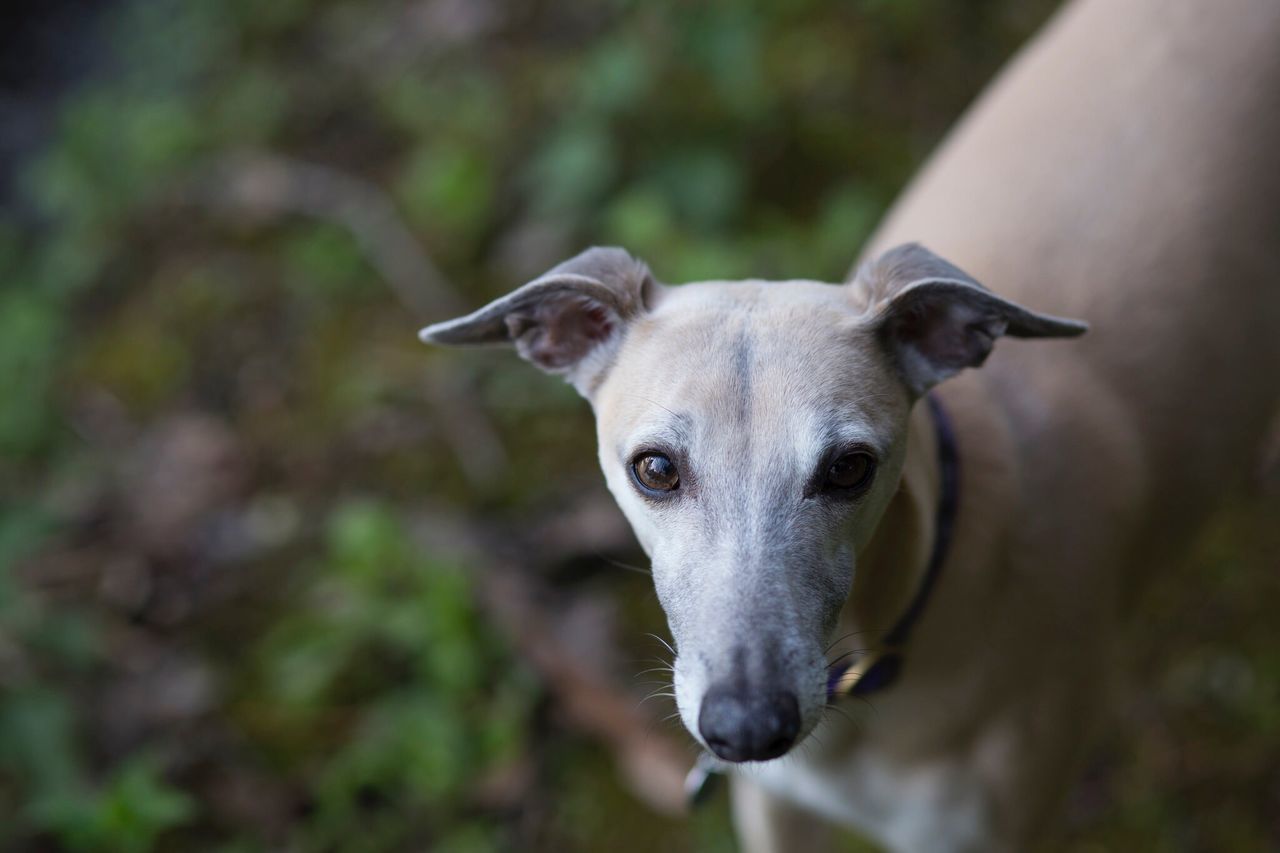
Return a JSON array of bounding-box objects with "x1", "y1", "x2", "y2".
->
[{"x1": 698, "y1": 685, "x2": 800, "y2": 762}]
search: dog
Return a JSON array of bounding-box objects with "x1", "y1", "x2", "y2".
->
[{"x1": 419, "y1": 0, "x2": 1280, "y2": 849}]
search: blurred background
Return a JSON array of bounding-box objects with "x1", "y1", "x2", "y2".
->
[{"x1": 2, "y1": 0, "x2": 1277, "y2": 850}]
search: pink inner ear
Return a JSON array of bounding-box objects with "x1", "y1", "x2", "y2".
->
[
  {"x1": 895, "y1": 297, "x2": 992, "y2": 370},
  {"x1": 521, "y1": 294, "x2": 616, "y2": 370}
]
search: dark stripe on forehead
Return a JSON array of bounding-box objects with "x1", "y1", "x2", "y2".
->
[
  {"x1": 695, "y1": 327, "x2": 756, "y2": 541},
  {"x1": 731, "y1": 330, "x2": 753, "y2": 425}
]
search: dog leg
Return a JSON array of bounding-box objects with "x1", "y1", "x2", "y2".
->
[{"x1": 730, "y1": 775, "x2": 834, "y2": 853}]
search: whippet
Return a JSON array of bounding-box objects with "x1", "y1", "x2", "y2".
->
[{"x1": 418, "y1": 0, "x2": 1280, "y2": 848}]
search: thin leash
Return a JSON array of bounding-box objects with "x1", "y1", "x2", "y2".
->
[{"x1": 685, "y1": 392, "x2": 961, "y2": 807}]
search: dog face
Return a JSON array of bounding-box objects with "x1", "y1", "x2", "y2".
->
[
  {"x1": 593, "y1": 280, "x2": 914, "y2": 760},
  {"x1": 421, "y1": 244, "x2": 1085, "y2": 762}
]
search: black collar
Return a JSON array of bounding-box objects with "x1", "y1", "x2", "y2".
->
[{"x1": 826, "y1": 392, "x2": 960, "y2": 700}]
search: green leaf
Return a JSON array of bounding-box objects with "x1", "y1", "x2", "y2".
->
[
  {"x1": 398, "y1": 144, "x2": 494, "y2": 234},
  {"x1": 0, "y1": 289, "x2": 62, "y2": 455},
  {"x1": 0, "y1": 687, "x2": 83, "y2": 803},
  {"x1": 525, "y1": 122, "x2": 615, "y2": 218},
  {"x1": 32, "y1": 756, "x2": 195, "y2": 853}
]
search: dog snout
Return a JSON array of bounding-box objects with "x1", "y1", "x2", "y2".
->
[{"x1": 697, "y1": 684, "x2": 800, "y2": 762}]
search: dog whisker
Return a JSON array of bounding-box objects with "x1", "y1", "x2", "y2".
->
[
  {"x1": 634, "y1": 666, "x2": 676, "y2": 678},
  {"x1": 643, "y1": 632, "x2": 677, "y2": 657},
  {"x1": 825, "y1": 647, "x2": 873, "y2": 669},
  {"x1": 594, "y1": 551, "x2": 651, "y2": 576},
  {"x1": 824, "y1": 630, "x2": 875, "y2": 654}
]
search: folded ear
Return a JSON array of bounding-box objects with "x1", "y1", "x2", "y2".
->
[
  {"x1": 419, "y1": 247, "x2": 657, "y2": 396},
  {"x1": 855, "y1": 243, "x2": 1088, "y2": 396}
]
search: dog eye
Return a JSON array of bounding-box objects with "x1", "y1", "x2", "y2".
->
[
  {"x1": 824, "y1": 452, "x2": 876, "y2": 493},
  {"x1": 632, "y1": 452, "x2": 680, "y2": 493}
]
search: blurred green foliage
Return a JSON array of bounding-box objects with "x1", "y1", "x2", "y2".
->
[
  {"x1": 243, "y1": 501, "x2": 533, "y2": 852},
  {"x1": 2, "y1": 0, "x2": 1276, "y2": 850}
]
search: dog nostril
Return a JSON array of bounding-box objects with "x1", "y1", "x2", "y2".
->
[
  {"x1": 704, "y1": 734, "x2": 732, "y2": 753},
  {"x1": 765, "y1": 733, "x2": 794, "y2": 758},
  {"x1": 761, "y1": 696, "x2": 801, "y2": 759}
]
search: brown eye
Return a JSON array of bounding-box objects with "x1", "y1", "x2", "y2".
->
[
  {"x1": 632, "y1": 452, "x2": 680, "y2": 493},
  {"x1": 825, "y1": 452, "x2": 876, "y2": 492}
]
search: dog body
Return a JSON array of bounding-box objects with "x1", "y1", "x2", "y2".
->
[
  {"x1": 732, "y1": 0, "x2": 1280, "y2": 849},
  {"x1": 422, "y1": 0, "x2": 1280, "y2": 849}
]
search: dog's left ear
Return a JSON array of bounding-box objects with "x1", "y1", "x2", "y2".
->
[
  {"x1": 419, "y1": 247, "x2": 657, "y2": 396},
  {"x1": 855, "y1": 243, "x2": 1088, "y2": 395}
]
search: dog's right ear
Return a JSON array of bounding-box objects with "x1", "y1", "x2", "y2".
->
[{"x1": 419, "y1": 247, "x2": 657, "y2": 396}]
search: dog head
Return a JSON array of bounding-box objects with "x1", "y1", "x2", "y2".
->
[{"x1": 421, "y1": 243, "x2": 1085, "y2": 762}]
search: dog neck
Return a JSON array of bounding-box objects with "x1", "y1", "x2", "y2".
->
[{"x1": 837, "y1": 397, "x2": 943, "y2": 664}]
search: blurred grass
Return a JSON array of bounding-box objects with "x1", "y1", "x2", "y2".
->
[{"x1": 1, "y1": 0, "x2": 1276, "y2": 850}]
